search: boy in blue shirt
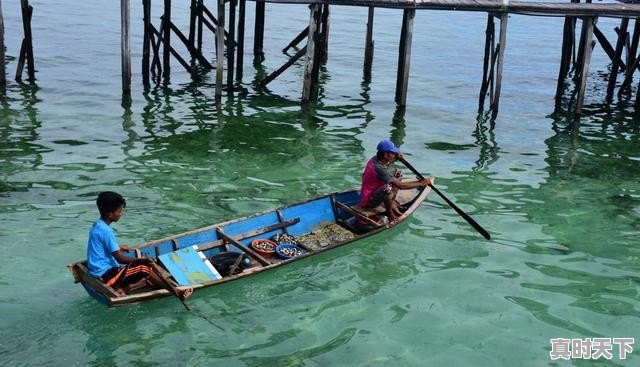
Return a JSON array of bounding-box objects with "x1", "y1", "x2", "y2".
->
[{"x1": 87, "y1": 191, "x2": 192, "y2": 299}]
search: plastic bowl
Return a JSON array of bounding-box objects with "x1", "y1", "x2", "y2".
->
[
  {"x1": 275, "y1": 243, "x2": 305, "y2": 259},
  {"x1": 250, "y1": 239, "x2": 277, "y2": 258}
]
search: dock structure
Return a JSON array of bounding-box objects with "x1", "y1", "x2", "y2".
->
[
  {"x1": 130, "y1": 0, "x2": 636, "y2": 117},
  {"x1": 3, "y1": 1, "x2": 640, "y2": 116}
]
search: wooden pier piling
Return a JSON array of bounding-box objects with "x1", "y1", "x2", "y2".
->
[
  {"x1": 216, "y1": 0, "x2": 225, "y2": 100},
  {"x1": 605, "y1": 17, "x2": 628, "y2": 102},
  {"x1": 142, "y1": 0, "x2": 151, "y2": 87},
  {"x1": 236, "y1": 0, "x2": 246, "y2": 81},
  {"x1": 575, "y1": 17, "x2": 596, "y2": 115},
  {"x1": 478, "y1": 12, "x2": 508, "y2": 119},
  {"x1": 227, "y1": 0, "x2": 237, "y2": 92},
  {"x1": 254, "y1": 1, "x2": 265, "y2": 60},
  {"x1": 163, "y1": 0, "x2": 171, "y2": 81},
  {"x1": 395, "y1": 9, "x2": 415, "y2": 106},
  {"x1": 121, "y1": 0, "x2": 131, "y2": 95},
  {"x1": 16, "y1": 0, "x2": 35, "y2": 83},
  {"x1": 364, "y1": 7, "x2": 375, "y2": 80},
  {"x1": 0, "y1": 0, "x2": 6, "y2": 91},
  {"x1": 302, "y1": 4, "x2": 322, "y2": 103}
]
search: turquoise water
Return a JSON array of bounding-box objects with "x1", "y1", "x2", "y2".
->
[{"x1": 1, "y1": 1, "x2": 639, "y2": 366}]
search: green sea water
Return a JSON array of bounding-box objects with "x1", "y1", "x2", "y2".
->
[{"x1": 1, "y1": 1, "x2": 639, "y2": 366}]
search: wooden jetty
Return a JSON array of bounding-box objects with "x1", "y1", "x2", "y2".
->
[
  {"x1": 3, "y1": 0, "x2": 640, "y2": 117},
  {"x1": 119, "y1": 0, "x2": 640, "y2": 117}
]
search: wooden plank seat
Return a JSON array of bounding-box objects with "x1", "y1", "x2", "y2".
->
[{"x1": 351, "y1": 188, "x2": 421, "y2": 217}]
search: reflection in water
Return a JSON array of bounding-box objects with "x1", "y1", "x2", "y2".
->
[
  {"x1": 0, "y1": 84, "x2": 43, "y2": 199},
  {"x1": 472, "y1": 112, "x2": 498, "y2": 172}
]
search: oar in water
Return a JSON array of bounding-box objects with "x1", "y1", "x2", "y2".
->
[{"x1": 399, "y1": 157, "x2": 491, "y2": 240}]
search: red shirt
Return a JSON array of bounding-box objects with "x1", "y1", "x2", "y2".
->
[{"x1": 360, "y1": 157, "x2": 394, "y2": 206}]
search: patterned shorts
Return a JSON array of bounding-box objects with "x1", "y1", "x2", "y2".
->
[{"x1": 365, "y1": 183, "x2": 394, "y2": 208}]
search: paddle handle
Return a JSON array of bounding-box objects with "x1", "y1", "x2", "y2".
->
[
  {"x1": 149, "y1": 259, "x2": 191, "y2": 311},
  {"x1": 399, "y1": 157, "x2": 491, "y2": 240}
]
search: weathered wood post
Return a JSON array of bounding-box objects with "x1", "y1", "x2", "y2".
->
[
  {"x1": 16, "y1": 0, "x2": 35, "y2": 82},
  {"x1": 478, "y1": 12, "x2": 507, "y2": 118},
  {"x1": 142, "y1": 0, "x2": 151, "y2": 87},
  {"x1": 197, "y1": 0, "x2": 204, "y2": 52},
  {"x1": 163, "y1": 0, "x2": 171, "y2": 81},
  {"x1": 606, "y1": 17, "x2": 628, "y2": 102},
  {"x1": 227, "y1": 0, "x2": 236, "y2": 92},
  {"x1": 319, "y1": 4, "x2": 330, "y2": 63},
  {"x1": 121, "y1": 0, "x2": 131, "y2": 95},
  {"x1": 254, "y1": 1, "x2": 265, "y2": 60},
  {"x1": 188, "y1": 0, "x2": 197, "y2": 48},
  {"x1": 216, "y1": 0, "x2": 225, "y2": 100},
  {"x1": 479, "y1": 14, "x2": 495, "y2": 112},
  {"x1": 363, "y1": 7, "x2": 375, "y2": 79},
  {"x1": 236, "y1": 0, "x2": 246, "y2": 81},
  {"x1": 395, "y1": 9, "x2": 415, "y2": 106},
  {"x1": 491, "y1": 12, "x2": 508, "y2": 119},
  {"x1": 0, "y1": 0, "x2": 6, "y2": 92},
  {"x1": 575, "y1": 16, "x2": 596, "y2": 114},
  {"x1": 555, "y1": 13, "x2": 576, "y2": 110},
  {"x1": 302, "y1": 4, "x2": 322, "y2": 103}
]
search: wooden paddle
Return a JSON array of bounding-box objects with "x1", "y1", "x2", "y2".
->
[
  {"x1": 148, "y1": 259, "x2": 192, "y2": 311},
  {"x1": 399, "y1": 157, "x2": 491, "y2": 240}
]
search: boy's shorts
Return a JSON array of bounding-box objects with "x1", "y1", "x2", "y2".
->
[{"x1": 100, "y1": 261, "x2": 152, "y2": 288}]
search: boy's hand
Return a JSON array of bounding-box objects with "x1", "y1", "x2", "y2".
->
[{"x1": 120, "y1": 245, "x2": 131, "y2": 252}]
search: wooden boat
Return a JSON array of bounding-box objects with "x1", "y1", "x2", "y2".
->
[{"x1": 69, "y1": 182, "x2": 431, "y2": 306}]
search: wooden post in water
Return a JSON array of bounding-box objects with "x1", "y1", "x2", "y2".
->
[
  {"x1": 618, "y1": 18, "x2": 640, "y2": 98},
  {"x1": 491, "y1": 12, "x2": 508, "y2": 119},
  {"x1": 197, "y1": 0, "x2": 204, "y2": 53},
  {"x1": 162, "y1": 0, "x2": 172, "y2": 81},
  {"x1": 302, "y1": 4, "x2": 322, "y2": 103},
  {"x1": 121, "y1": 0, "x2": 131, "y2": 95},
  {"x1": 575, "y1": 16, "x2": 596, "y2": 115},
  {"x1": 227, "y1": 0, "x2": 236, "y2": 92},
  {"x1": 606, "y1": 17, "x2": 628, "y2": 102},
  {"x1": 236, "y1": 0, "x2": 246, "y2": 81},
  {"x1": 319, "y1": 4, "x2": 330, "y2": 63},
  {"x1": 188, "y1": 0, "x2": 197, "y2": 49},
  {"x1": 16, "y1": 0, "x2": 35, "y2": 82},
  {"x1": 395, "y1": 9, "x2": 415, "y2": 106},
  {"x1": 478, "y1": 12, "x2": 507, "y2": 119},
  {"x1": 142, "y1": 0, "x2": 151, "y2": 87},
  {"x1": 479, "y1": 14, "x2": 494, "y2": 112},
  {"x1": 555, "y1": 14, "x2": 576, "y2": 110},
  {"x1": 254, "y1": 1, "x2": 265, "y2": 60},
  {"x1": 363, "y1": 7, "x2": 375, "y2": 80},
  {"x1": 0, "y1": 0, "x2": 6, "y2": 92},
  {"x1": 216, "y1": 0, "x2": 225, "y2": 100}
]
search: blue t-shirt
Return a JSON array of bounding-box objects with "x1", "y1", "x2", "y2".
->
[{"x1": 87, "y1": 219, "x2": 121, "y2": 278}]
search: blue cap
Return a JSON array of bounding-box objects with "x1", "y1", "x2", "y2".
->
[{"x1": 376, "y1": 139, "x2": 401, "y2": 154}]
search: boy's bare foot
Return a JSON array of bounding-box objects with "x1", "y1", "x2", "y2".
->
[{"x1": 178, "y1": 287, "x2": 193, "y2": 301}]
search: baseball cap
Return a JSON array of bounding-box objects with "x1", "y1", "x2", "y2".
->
[{"x1": 376, "y1": 139, "x2": 401, "y2": 154}]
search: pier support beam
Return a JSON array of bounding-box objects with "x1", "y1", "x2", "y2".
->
[
  {"x1": 16, "y1": 0, "x2": 35, "y2": 83},
  {"x1": 575, "y1": 16, "x2": 596, "y2": 115},
  {"x1": 121, "y1": 0, "x2": 132, "y2": 95},
  {"x1": 395, "y1": 8, "x2": 415, "y2": 106},
  {"x1": 606, "y1": 17, "x2": 628, "y2": 102},
  {"x1": 227, "y1": 0, "x2": 236, "y2": 93},
  {"x1": 216, "y1": 0, "x2": 226, "y2": 100},
  {"x1": 555, "y1": 14, "x2": 576, "y2": 110},
  {"x1": 162, "y1": 0, "x2": 171, "y2": 81},
  {"x1": 236, "y1": 0, "x2": 246, "y2": 81},
  {"x1": 254, "y1": 1, "x2": 265, "y2": 60},
  {"x1": 0, "y1": 0, "x2": 6, "y2": 92},
  {"x1": 319, "y1": 4, "x2": 330, "y2": 63},
  {"x1": 478, "y1": 12, "x2": 508, "y2": 119},
  {"x1": 363, "y1": 7, "x2": 375, "y2": 80},
  {"x1": 302, "y1": 4, "x2": 322, "y2": 103},
  {"x1": 142, "y1": 0, "x2": 151, "y2": 87}
]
